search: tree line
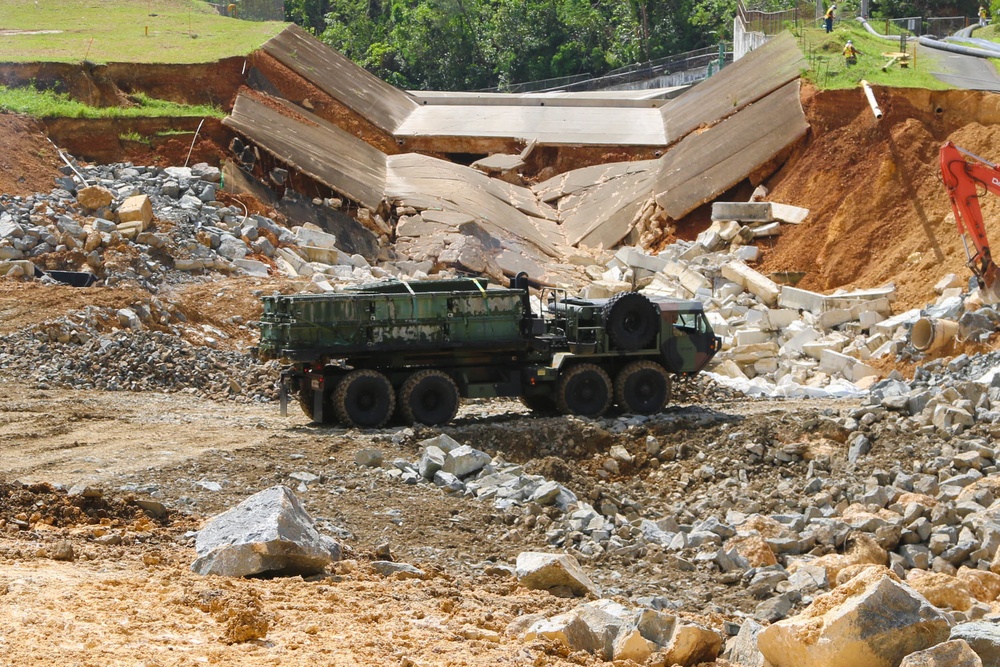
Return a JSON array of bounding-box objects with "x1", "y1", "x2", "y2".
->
[{"x1": 282, "y1": 0, "x2": 987, "y2": 91}]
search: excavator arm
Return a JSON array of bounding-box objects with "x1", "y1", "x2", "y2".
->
[{"x1": 940, "y1": 141, "x2": 1000, "y2": 303}]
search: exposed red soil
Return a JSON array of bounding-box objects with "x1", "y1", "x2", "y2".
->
[
  {"x1": 761, "y1": 83, "x2": 1000, "y2": 310},
  {"x1": 0, "y1": 112, "x2": 63, "y2": 196}
]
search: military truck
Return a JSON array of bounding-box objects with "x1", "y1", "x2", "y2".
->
[{"x1": 257, "y1": 273, "x2": 719, "y2": 428}]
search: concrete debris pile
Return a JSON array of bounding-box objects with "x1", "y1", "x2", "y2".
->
[
  {"x1": 0, "y1": 161, "x2": 400, "y2": 290},
  {"x1": 592, "y1": 241, "x2": 999, "y2": 400}
]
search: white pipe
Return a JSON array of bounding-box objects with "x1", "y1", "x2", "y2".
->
[{"x1": 861, "y1": 80, "x2": 882, "y2": 120}]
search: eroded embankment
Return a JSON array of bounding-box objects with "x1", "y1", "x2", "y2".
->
[{"x1": 761, "y1": 84, "x2": 1000, "y2": 310}]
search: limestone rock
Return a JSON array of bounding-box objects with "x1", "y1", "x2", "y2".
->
[
  {"x1": 515, "y1": 551, "x2": 599, "y2": 597},
  {"x1": 117, "y1": 194, "x2": 153, "y2": 229},
  {"x1": 191, "y1": 485, "x2": 342, "y2": 577},
  {"x1": 77, "y1": 185, "x2": 113, "y2": 210},
  {"x1": 660, "y1": 623, "x2": 723, "y2": 667},
  {"x1": 723, "y1": 619, "x2": 765, "y2": 667},
  {"x1": 951, "y1": 622, "x2": 1000, "y2": 667},
  {"x1": 758, "y1": 570, "x2": 950, "y2": 667},
  {"x1": 441, "y1": 445, "x2": 492, "y2": 478},
  {"x1": 900, "y1": 639, "x2": 983, "y2": 667},
  {"x1": 906, "y1": 569, "x2": 973, "y2": 611}
]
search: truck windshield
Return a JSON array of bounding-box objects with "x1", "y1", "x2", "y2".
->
[{"x1": 676, "y1": 312, "x2": 709, "y2": 334}]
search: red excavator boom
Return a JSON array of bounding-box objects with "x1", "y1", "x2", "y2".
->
[{"x1": 940, "y1": 141, "x2": 1000, "y2": 303}]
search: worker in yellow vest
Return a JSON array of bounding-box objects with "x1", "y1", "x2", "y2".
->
[
  {"x1": 825, "y1": 4, "x2": 836, "y2": 32},
  {"x1": 843, "y1": 39, "x2": 860, "y2": 65}
]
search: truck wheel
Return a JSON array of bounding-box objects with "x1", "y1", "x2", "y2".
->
[
  {"x1": 399, "y1": 370, "x2": 460, "y2": 426},
  {"x1": 603, "y1": 292, "x2": 658, "y2": 351},
  {"x1": 615, "y1": 361, "x2": 671, "y2": 415},
  {"x1": 297, "y1": 384, "x2": 339, "y2": 424},
  {"x1": 334, "y1": 370, "x2": 395, "y2": 428},
  {"x1": 557, "y1": 364, "x2": 612, "y2": 418},
  {"x1": 521, "y1": 393, "x2": 557, "y2": 414}
]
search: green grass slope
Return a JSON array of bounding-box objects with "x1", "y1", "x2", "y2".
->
[{"x1": 0, "y1": 0, "x2": 286, "y2": 64}]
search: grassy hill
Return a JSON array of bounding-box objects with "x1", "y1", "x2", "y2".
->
[{"x1": 0, "y1": 0, "x2": 286, "y2": 64}]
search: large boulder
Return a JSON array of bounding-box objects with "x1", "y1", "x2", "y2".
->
[
  {"x1": 191, "y1": 485, "x2": 342, "y2": 577},
  {"x1": 758, "y1": 569, "x2": 950, "y2": 667},
  {"x1": 515, "y1": 552, "x2": 599, "y2": 597}
]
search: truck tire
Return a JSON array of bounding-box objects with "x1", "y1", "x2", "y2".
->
[
  {"x1": 557, "y1": 364, "x2": 612, "y2": 418},
  {"x1": 399, "y1": 370, "x2": 460, "y2": 426},
  {"x1": 614, "y1": 361, "x2": 671, "y2": 415},
  {"x1": 603, "y1": 292, "x2": 658, "y2": 351},
  {"x1": 521, "y1": 393, "x2": 558, "y2": 414},
  {"x1": 297, "y1": 383, "x2": 339, "y2": 424},
  {"x1": 334, "y1": 370, "x2": 395, "y2": 428}
]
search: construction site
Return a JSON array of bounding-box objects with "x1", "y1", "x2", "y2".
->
[{"x1": 3, "y1": 7, "x2": 1000, "y2": 667}]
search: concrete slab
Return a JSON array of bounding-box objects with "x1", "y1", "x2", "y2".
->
[
  {"x1": 261, "y1": 25, "x2": 418, "y2": 134},
  {"x1": 654, "y1": 81, "x2": 809, "y2": 221}
]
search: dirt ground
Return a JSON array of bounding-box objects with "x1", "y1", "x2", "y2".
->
[
  {"x1": 2, "y1": 74, "x2": 1000, "y2": 665},
  {"x1": 0, "y1": 375, "x2": 863, "y2": 666}
]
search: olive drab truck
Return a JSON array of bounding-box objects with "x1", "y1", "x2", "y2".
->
[{"x1": 256, "y1": 273, "x2": 720, "y2": 428}]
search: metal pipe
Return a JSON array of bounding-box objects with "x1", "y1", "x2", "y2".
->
[{"x1": 861, "y1": 80, "x2": 883, "y2": 120}]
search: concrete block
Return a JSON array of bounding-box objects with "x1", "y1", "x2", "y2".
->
[
  {"x1": 727, "y1": 342, "x2": 779, "y2": 364},
  {"x1": 764, "y1": 308, "x2": 801, "y2": 331},
  {"x1": 859, "y1": 310, "x2": 884, "y2": 331},
  {"x1": 678, "y1": 268, "x2": 711, "y2": 297},
  {"x1": 615, "y1": 246, "x2": 668, "y2": 273},
  {"x1": 711, "y1": 359, "x2": 748, "y2": 379},
  {"x1": 770, "y1": 203, "x2": 809, "y2": 224},
  {"x1": 781, "y1": 327, "x2": 821, "y2": 356},
  {"x1": 779, "y1": 286, "x2": 826, "y2": 314},
  {"x1": 718, "y1": 220, "x2": 743, "y2": 241},
  {"x1": 678, "y1": 242, "x2": 708, "y2": 261},
  {"x1": 294, "y1": 226, "x2": 337, "y2": 249},
  {"x1": 233, "y1": 258, "x2": 270, "y2": 277},
  {"x1": 818, "y1": 308, "x2": 854, "y2": 331},
  {"x1": 712, "y1": 202, "x2": 772, "y2": 222},
  {"x1": 722, "y1": 261, "x2": 780, "y2": 306},
  {"x1": 751, "y1": 222, "x2": 781, "y2": 238},
  {"x1": 706, "y1": 312, "x2": 729, "y2": 336},
  {"x1": 935, "y1": 273, "x2": 964, "y2": 294},
  {"x1": 734, "y1": 245, "x2": 761, "y2": 262},
  {"x1": 872, "y1": 308, "x2": 922, "y2": 336},
  {"x1": 735, "y1": 329, "x2": 772, "y2": 346},
  {"x1": 716, "y1": 280, "x2": 745, "y2": 300},
  {"x1": 0, "y1": 259, "x2": 35, "y2": 278},
  {"x1": 117, "y1": 194, "x2": 153, "y2": 229}
]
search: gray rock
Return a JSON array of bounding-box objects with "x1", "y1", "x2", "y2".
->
[
  {"x1": 755, "y1": 593, "x2": 794, "y2": 622},
  {"x1": 354, "y1": 449, "x2": 383, "y2": 467},
  {"x1": 372, "y1": 560, "x2": 425, "y2": 579},
  {"x1": 191, "y1": 485, "x2": 341, "y2": 577},
  {"x1": 442, "y1": 444, "x2": 492, "y2": 478},
  {"x1": 900, "y1": 639, "x2": 984, "y2": 667},
  {"x1": 723, "y1": 619, "x2": 766, "y2": 667},
  {"x1": 516, "y1": 551, "x2": 599, "y2": 597},
  {"x1": 418, "y1": 445, "x2": 446, "y2": 480},
  {"x1": 951, "y1": 622, "x2": 1000, "y2": 667}
]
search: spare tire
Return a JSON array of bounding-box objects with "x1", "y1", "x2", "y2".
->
[{"x1": 603, "y1": 292, "x2": 658, "y2": 351}]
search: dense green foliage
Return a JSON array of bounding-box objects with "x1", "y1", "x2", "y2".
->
[
  {"x1": 283, "y1": 0, "x2": 989, "y2": 90},
  {"x1": 285, "y1": 0, "x2": 737, "y2": 90}
]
